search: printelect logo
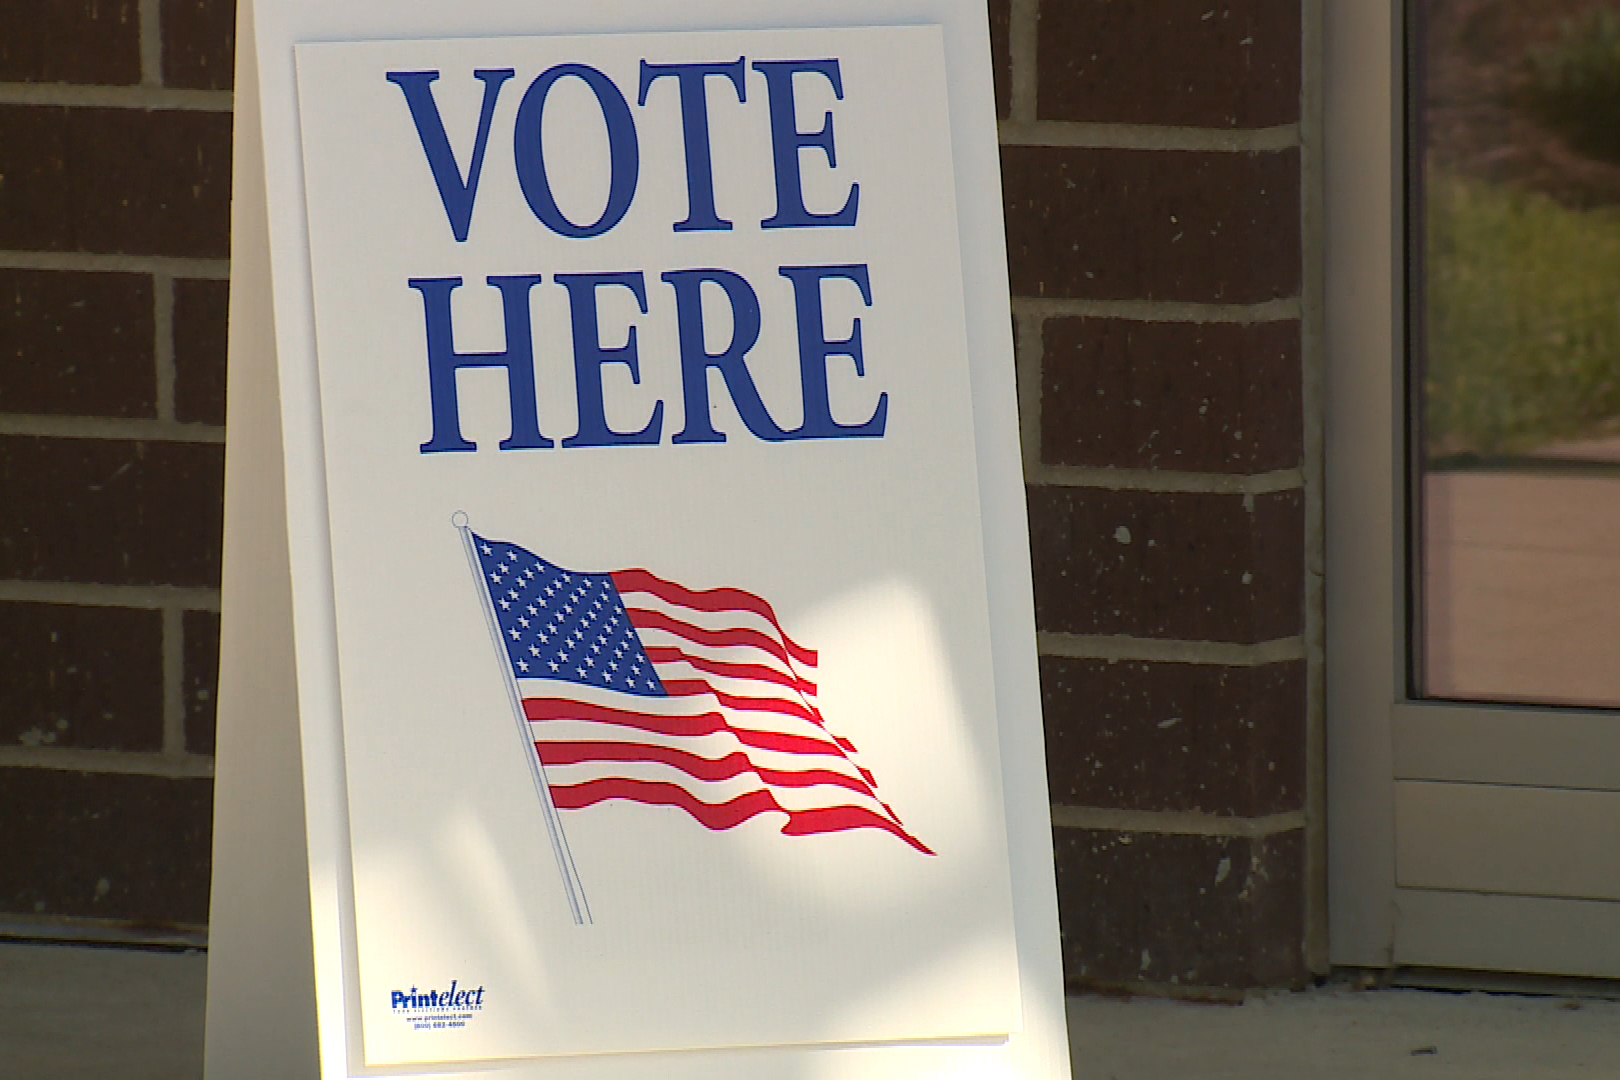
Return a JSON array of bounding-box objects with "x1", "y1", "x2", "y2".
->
[{"x1": 391, "y1": 982, "x2": 485, "y2": 1011}]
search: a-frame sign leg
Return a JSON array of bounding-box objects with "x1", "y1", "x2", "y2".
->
[{"x1": 203, "y1": 3, "x2": 321, "y2": 1075}]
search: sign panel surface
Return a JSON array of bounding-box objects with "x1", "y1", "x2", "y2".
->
[{"x1": 293, "y1": 25, "x2": 1021, "y2": 1067}]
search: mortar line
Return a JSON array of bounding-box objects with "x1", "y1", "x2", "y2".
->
[
  {"x1": 0, "y1": 747, "x2": 215, "y2": 778},
  {"x1": 1011, "y1": 295, "x2": 1301, "y2": 324},
  {"x1": 1015, "y1": 312, "x2": 1045, "y2": 477},
  {"x1": 0, "y1": 414, "x2": 225, "y2": 444},
  {"x1": 161, "y1": 606, "x2": 187, "y2": 756},
  {"x1": 1027, "y1": 464, "x2": 1304, "y2": 495},
  {"x1": 1000, "y1": 120, "x2": 1300, "y2": 153},
  {"x1": 138, "y1": 0, "x2": 163, "y2": 87},
  {"x1": 0, "y1": 83, "x2": 231, "y2": 111},
  {"x1": 153, "y1": 272, "x2": 176, "y2": 423},
  {"x1": 1050, "y1": 806, "x2": 1307, "y2": 839},
  {"x1": 0, "y1": 251, "x2": 230, "y2": 279},
  {"x1": 1039, "y1": 632, "x2": 1307, "y2": 667},
  {"x1": 0, "y1": 580, "x2": 221, "y2": 612},
  {"x1": 1008, "y1": 0, "x2": 1040, "y2": 123}
]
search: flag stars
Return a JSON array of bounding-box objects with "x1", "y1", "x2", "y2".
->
[{"x1": 474, "y1": 540, "x2": 663, "y2": 699}]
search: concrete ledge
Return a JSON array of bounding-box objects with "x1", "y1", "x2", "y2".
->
[
  {"x1": 0, "y1": 943, "x2": 205, "y2": 1080},
  {"x1": 1067, "y1": 988, "x2": 1620, "y2": 1079},
  {"x1": 7, "y1": 942, "x2": 1620, "y2": 1078}
]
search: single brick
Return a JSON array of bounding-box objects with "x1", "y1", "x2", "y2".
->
[
  {"x1": 0, "y1": 602, "x2": 164, "y2": 752},
  {"x1": 0, "y1": 106, "x2": 231, "y2": 259},
  {"x1": 0, "y1": 0, "x2": 141, "y2": 86},
  {"x1": 183, "y1": 609, "x2": 219, "y2": 756},
  {"x1": 0, "y1": 436, "x2": 224, "y2": 588},
  {"x1": 1053, "y1": 827, "x2": 1305, "y2": 989},
  {"x1": 988, "y1": 0, "x2": 1011, "y2": 120},
  {"x1": 162, "y1": 0, "x2": 236, "y2": 92},
  {"x1": 1037, "y1": 0, "x2": 1301, "y2": 128},
  {"x1": 1001, "y1": 146, "x2": 1300, "y2": 304},
  {"x1": 1040, "y1": 318, "x2": 1302, "y2": 472},
  {"x1": 0, "y1": 769, "x2": 212, "y2": 927},
  {"x1": 1041, "y1": 656, "x2": 1305, "y2": 817},
  {"x1": 1026, "y1": 486, "x2": 1303, "y2": 643},
  {"x1": 0, "y1": 268, "x2": 155, "y2": 418},
  {"x1": 173, "y1": 278, "x2": 228, "y2": 425}
]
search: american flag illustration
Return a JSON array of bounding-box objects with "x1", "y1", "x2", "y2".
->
[{"x1": 464, "y1": 530, "x2": 932, "y2": 857}]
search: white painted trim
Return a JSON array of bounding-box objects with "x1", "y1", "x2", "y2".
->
[
  {"x1": 1395, "y1": 889, "x2": 1620, "y2": 978},
  {"x1": 1322, "y1": 0, "x2": 1401, "y2": 968},
  {"x1": 1393, "y1": 702, "x2": 1620, "y2": 791}
]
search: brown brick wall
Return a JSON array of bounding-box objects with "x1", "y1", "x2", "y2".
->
[
  {"x1": 1003, "y1": 0, "x2": 1315, "y2": 994},
  {"x1": 0, "y1": 0, "x2": 230, "y2": 943},
  {"x1": 0, "y1": 1, "x2": 1318, "y2": 989}
]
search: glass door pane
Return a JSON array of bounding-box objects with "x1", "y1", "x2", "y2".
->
[{"x1": 1416, "y1": 0, "x2": 1620, "y2": 708}]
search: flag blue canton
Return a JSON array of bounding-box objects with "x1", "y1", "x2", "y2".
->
[{"x1": 470, "y1": 533, "x2": 665, "y2": 697}]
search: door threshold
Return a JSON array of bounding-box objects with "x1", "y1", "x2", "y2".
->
[{"x1": 1358, "y1": 966, "x2": 1620, "y2": 1001}]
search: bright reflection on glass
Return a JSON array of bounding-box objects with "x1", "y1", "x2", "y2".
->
[{"x1": 1417, "y1": 1, "x2": 1620, "y2": 708}]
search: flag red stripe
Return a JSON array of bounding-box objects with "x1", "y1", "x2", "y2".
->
[
  {"x1": 536, "y1": 740, "x2": 875, "y2": 796},
  {"x1": 612, "y1": 569, "x2": 817, "y2": 666},
  {"x1": 624, "y1": 608, "x2": 808, "y2": 676},
  {"x1": 660, "y1": 679, "x2": 825, "y2": 728},
  {"x1": 523, "y1": 698, "x2": 848, "y2": 760},
  {"x1": 551, "y1": 777, "x2": 786, "y2": 830},
  {"x1": 549, "y1": 776, "x2": 932, "y2": 851},
  {"x1": 781, "y1": 806, "x2": 935, "y2": 855},
  {"x1": 643, "y1": 645, "x2": 817, "y2": 696}
]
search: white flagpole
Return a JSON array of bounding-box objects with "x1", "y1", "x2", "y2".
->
[{"x1": 454, "y1": 512, "x2": 592, "y2": 925}]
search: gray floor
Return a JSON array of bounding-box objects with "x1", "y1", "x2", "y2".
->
[
  {"x1": 6, "y1": 942, "x2": 1620, "y2": 1078},
  {"x1": 2, "y1": 943, "x2": 206, "y2": 1080}
]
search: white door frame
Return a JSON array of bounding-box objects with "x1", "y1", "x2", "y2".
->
[
  {"x1": 1325, "y1": 0, "x2": 1620, "y2": 976},
  {"x1": 1324, "y1": 0, "x2": 1403, "y2": 968}
]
